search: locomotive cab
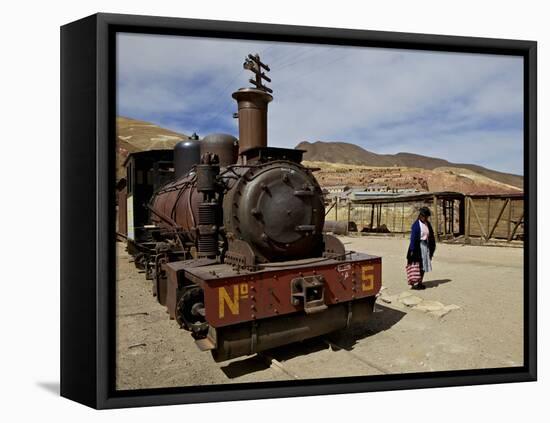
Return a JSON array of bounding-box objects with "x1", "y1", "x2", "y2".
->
[{"x1": 119, "y1": 149, "x2": 174, "y2": 256}]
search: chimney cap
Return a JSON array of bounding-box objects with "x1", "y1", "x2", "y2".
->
[{"x1": 232, "y1": 87, "x2": 273, "y2": 103}]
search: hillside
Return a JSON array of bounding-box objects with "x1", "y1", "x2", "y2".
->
[
  {"x1": 304, "y1": 161, "x2": 521, "y2": 195},
  {"x1": 116, "y1": 116, "x2": 188, "y2": 179},
  {"x1": 114, "y1": 118, "x2": 522, "y2": 195},
  {"x1": 296, "y1": 141, "x2": 523, "y2": 190}
]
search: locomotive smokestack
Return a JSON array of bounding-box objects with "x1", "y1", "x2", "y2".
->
[
  {"x1": 233, "y1": 53, "x2": 273, "y2": 154},
  {"x1": 232, "y1": 88, "x2": 272, "y2": 153}
]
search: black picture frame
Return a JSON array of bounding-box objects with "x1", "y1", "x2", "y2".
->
[{"x1": 60, "y1": 12, "x2": 537, "y2": 409}]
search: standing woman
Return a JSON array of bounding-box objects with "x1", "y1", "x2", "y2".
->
[{"x1": 406, "y1": 206, "x2": 436, "y2": 290}]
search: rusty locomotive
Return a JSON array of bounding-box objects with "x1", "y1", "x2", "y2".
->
[{"x1": 122, "y1": 54, "x2": 382, "y2": 361}]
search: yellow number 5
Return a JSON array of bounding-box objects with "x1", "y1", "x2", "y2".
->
[{"x1": 361, "y1": 265, "x2": 374, "y2": 291}]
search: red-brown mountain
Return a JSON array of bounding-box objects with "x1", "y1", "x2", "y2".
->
[{"x1": 295, "y1": 141, "x2": 523, "y2": 189}]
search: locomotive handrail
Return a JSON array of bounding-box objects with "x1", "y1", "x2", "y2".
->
[
  {"x1": 146, "y1": 203, "x2": 181, "y2": 229},
  {"x1": 154, "y1": 177, "x2": 196, "y2": 195},
  {"x1": 256, "y1": 251, "x2": 355, "y2": 268}
]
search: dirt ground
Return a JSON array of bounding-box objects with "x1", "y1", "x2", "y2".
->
[{"x1": 116, "y1": 236, "x2": 523, "y2": 390}]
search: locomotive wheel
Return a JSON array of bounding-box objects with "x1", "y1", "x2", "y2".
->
[
  {"x1": 176, "y1": 287, "x2": 209, "y2": 338},
  {"x1": 134, "y1": 252, "x2": 146, "y2": 270}
]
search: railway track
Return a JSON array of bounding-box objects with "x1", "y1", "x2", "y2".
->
[
  {"x1": 257, "y1": 352, "x2": 301, "y2": 380},
  {"x1": 322, "y1": 338, "x2": 391, "y2": 375},
  {"x1": 256, "y1": 336, "x2": 391, "y2": 380}
]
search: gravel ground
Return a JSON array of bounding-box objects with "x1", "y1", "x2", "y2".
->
[{"x1": 116, "y1": 236, "x2": 523, "y2": 390}]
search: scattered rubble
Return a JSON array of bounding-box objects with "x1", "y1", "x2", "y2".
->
[
  {"x1": 429, "y1": 309, "x2": 451, "y2": 319},
  {"x1": 400, "y1": 295, "x2": 423, "y2": 307},
  {"x1": 381, "y1": 290, "x2": 462, "y2": 319},
  {"x1": 379, "y1": 294, "x2": 396, "y2": 304},
  {"x1": 427, "y1": 304, "x2": 461, "y2": 319},
  {"x1": 413, "y1": 300, "x2": 445, "y2": 312}
]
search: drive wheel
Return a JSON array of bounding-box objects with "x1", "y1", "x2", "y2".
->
[{"x1": 176, "y1": 287, "x2": 209, "y2": 338}]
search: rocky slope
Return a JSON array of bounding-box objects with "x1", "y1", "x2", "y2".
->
[
  {"x1": 116, "y1": 117, "x2": 188, "y2": 179},
  {"x1": 305, "y1": 161, "x2": 522, "y2": 195},
  {"x1": 296, "y1": 141, "x2": 523, "y2": 190},
  {"x1": 114, "y1": 118, "x2": 522, "y2": 195}
]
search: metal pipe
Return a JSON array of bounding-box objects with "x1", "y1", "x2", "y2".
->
[{"x1": 232, "y1": 88, "x2": 273, "y2": 154}]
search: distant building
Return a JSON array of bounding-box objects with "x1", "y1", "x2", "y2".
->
[
  {"x1": 394, "y1": 187, "x2": 420, "y2": 194},
  {"x1": 325, "y1": 185, "x2": 349, "y2": 194},
  {"x1": 349, "y1": 191, "x2": 397, "y2": 201},
  {"x1": 364, "y1": 184, "x2": 390, "y2": 192}
]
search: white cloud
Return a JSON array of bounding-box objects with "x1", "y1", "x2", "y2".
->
[{"x1": 117, "y1": 33, "x2": 524, "y2": 174}]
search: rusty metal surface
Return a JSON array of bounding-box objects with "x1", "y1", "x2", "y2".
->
[
  {"x1": 232, "y1": 53, "x2": 272, "y2": 155},
  {"x1": 154, "y1": 254, "x2": 168, "y2": 305},
  {"x1": 117, "y1": 186, "x2": 127, "y2": 235},
  {"x1": 125, "y1": 53, "x2": 388, "y2": 364},
  {"x1": 232, "y1": 88, "x2": 272, "y2": 154},
  {"x1": 241, "y1": 146, "x2": 305, "y2": 164},
  {"x1": 149, "y1": 173, "x2": 201, "y2": 243},
  {"x1": 132, "y1": 54, "x2": 382, "y2": 357},
  {"x1": 174, "y1": 139, "x2": 200, "y2": 178},
  {"x1": 162, "y1": 258, "x2": 217, "y2": 319},
  {"x1": 151, "y1": 157, "x2": 326, "y2": 263},
  {"x1": 184, "y1": 253, "x2": 381, "y2": 328},
  {"x1": 209, "y1": 297, "x2": 375, "y2": 362},
  {"x1": 223, "y1": 160, "x2": 325, "y2": 262},
  {"x1": 200, "y1": 133, "x2": 238, "y2": 167},
  {"x1": 322, "y1": 234, "x2": 346, "y2": 258},
  {"x1": 243, "y1": 53, "x2": 272, "y2": 94},
  {"x1": 323, "y1": 220, "x2": 349, "y2": 235},
  {"x1": 147, "y1": 55, "x2": 325, "y2": 264},
  {"x1": 290, "y1": 275, "x2": 328, "y2": 314},
  {"x1": 225, "y1": 239, "x2": 257, "y2": 268}
]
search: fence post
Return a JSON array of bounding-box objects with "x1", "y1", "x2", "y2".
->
[
  {"x1": 507, "y1": 199, "x2": 513, "y2": 241},
  {"x1": 391, "y1": 202, "x2": 395, "y2": 232},
  {"x1": 433, "y1": 195, "x2": 439, "y2": 241},
  {"x1": 488, "y1": 198, "x2": 509, "y2": 240},
  {"x1": 464, "y1": 196, "x2": 470, "y2": 243},
  {"x1": 401, "y1": 202, "x2": 405, "y2": 233},
  {"x1": 486, "y1": 197, "x2": 491, "y2": 240}
]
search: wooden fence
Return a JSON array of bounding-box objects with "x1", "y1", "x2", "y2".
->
[
  {"x1": 325, "y1": 192, "x2": 523, "y2": 242},
  {"x1": 465, "y1": 196, "x2": 524, "y2": 242}
]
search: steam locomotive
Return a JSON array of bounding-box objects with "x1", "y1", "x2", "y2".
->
[{"x1": 121, "y1": 54, "x2": 382, "y2": 361}]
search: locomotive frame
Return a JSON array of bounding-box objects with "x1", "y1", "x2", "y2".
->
[{"x1": 61, "y1": 12, "x2": 537, "y2": 409}]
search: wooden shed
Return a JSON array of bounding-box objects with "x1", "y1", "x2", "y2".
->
[{"x1": 326, "y1": 191, "x2": 524, "y2": 243}]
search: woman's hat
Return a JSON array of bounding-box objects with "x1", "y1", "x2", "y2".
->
[{"x1": 419, "y1": 206, "x2": 431, "y2": 217}]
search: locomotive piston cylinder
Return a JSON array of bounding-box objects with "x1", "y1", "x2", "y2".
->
[
  {"x1": 195, "y1": 164, "x2": 218, "y2": 192},
  {"x1": 196, "y1": 155, "x2": 221, "y2": 258},
  {"x1": 197, "y1": 202, "x2": 218, "y2": 258}
]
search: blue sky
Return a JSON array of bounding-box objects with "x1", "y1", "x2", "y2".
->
[{"x1": 117, "y1": 33, "x2": 524, "y2": 175}]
